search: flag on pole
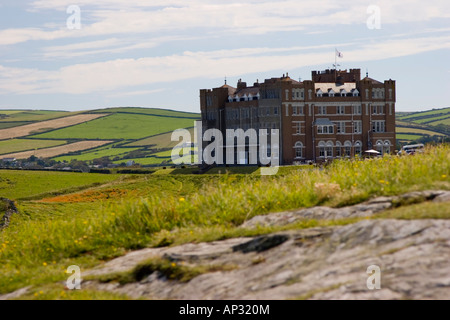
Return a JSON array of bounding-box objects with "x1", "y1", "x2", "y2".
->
[{"x1": 336, "y1": 49, "x2": 343, "y2": 58}]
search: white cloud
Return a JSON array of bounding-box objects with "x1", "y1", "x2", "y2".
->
[
  {"x1": 0, "y1": 0, "x2": 447, "y2": 47},
  {"x1": 2, "y1": 34, "x2": 449, "y2": 95}
]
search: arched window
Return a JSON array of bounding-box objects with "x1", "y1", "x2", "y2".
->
[
  {"x1": 335, "y1": 141, "x2": 342, "y2": 157},
  {"x1": 326, "y1": 141, "x2": 333, "y2": 158},
  {"x1": 376, "y1": 140, "x2": 384, "y2": 155},
  {"x1": 354, "y1": 141, "x2": 362, "y2": 156},
  {"x1": 344, "y1": 141, "x2": 352, "y2": 157},
  {"x1": 294, "y1": 141, "x2": 304, "y2": 159},
  {"x1": 384, "y1": 140, "x2": 391, "y2": 155},
  {"x1": 318, "y1": 141, "x2": 326, "y2": 158}
]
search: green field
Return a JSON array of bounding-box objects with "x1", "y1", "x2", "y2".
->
[
  {"x1": 0, "y1": 170, "x2": 121, "y2": 200},
  {"x1": 0, "y1": 145, "x2": 449, "y2": 298},
  {"x1": 397, "y1": 107, "x2": 450, "y2": 121},
  {"x1": 396, "y1": 134, "x2": 424, "y2": 141},
  {"x1": 396, "y1": 127, "x2": 444, "y2": 136},
  {"x1": 52, "y1": 146, "x2": 140, "y2": 162},
  {"x1": 90, "y1": 107, "x2": 200, "y2": 119},
  {"x1": 0, "y1": 139, "x2": 67, "y2": 155},
  {"x1": 32, "y1": 113, "x2": 196, "y2": 140},
  {"x1": 125, "y1": 128, "x2": 195, "y2": 148},
  {"x1": 0, "y1": 110, "x2": 74, "y2": 122}
]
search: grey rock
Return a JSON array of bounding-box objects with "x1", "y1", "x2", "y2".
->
[{"x1": 82, "y1": 219, "x2": 450, "y2": 300}]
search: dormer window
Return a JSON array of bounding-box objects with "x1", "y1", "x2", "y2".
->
[
  {"x1": 228, "y1": 95, "x2": 233, "y2": 103},
  {"x1": 328, "y1": 89, "x2": 335, "y2": 97},
  {"x1": 352, "y1": 89, "x2": 359, "y2": 97},
  {"x1": 340, "y1": 89, "x2": 347, "y2": 97},
  {"x1": 316, "y1": 89, "x2": 323, "y2": 97}
]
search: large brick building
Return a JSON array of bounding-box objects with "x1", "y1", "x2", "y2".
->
[{"x1": 200, "y1": 68, "x2": 396, "y2": 165}]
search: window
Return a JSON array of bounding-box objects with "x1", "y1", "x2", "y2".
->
[
  {"x1": 266, "y1": 107, "x2": 270, "y2": 116},
  {"x1": 294, "y1": 141, "x2": 303, "y2": 158},
  {"x1": 376, "y1": 140, "x2": 384, "y2": 155},
  {"x1": 354, "y1": 121, "x2": 362, "y2": 134},
  {"x1": 384, "y1": 140, "x2": 391, "y2": 155},
  {"x1": 344, "y1": 141, "x2": 352, "y2": 157},
  {"x1": 318, "y1": 106, "x2": 327, "y2": 115},
  {"x1": 335, "y1": 122, "x2": 345, "y2": 134},
  {"x1": 337, "y1": 106, "x2": 345, "y2": 114},
  {"x1": 335, "y1": 141, "x2": 342, "y2": 157},
  {"x1": 318, "y1": 125, "x2": 334, "y2": 134},
  {"x1": 293, "y1": 122, "x2": 301, "y2": 135},
  {"x1": 326, "y1": 141, "x2": 333, "y2": 158},
  {"x1": 317, "y1": 89, "x2": 323, "y2": 97},
  {"x1": 292, "y1": 106, "x2": 304, "y2": 115},
  {"x1": 319, "y1": 141, "x2": 326, "y2": 157},
  {"x1": 353, "y1": 105, "x2": 362, "y2": 115},
  {"x1": 274, "y1": 107, "x2": 279, "y2": 115},
  {"x1": 354, "y1": 141, "x2": 362, "y2": 156},
  {"x1": 372, "y1": 121, "x2": 385, "y2": 133}
]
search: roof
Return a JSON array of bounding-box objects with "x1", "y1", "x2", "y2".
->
[
  {"x1": 315, "y1": 83, "x2": 356, "y2": 92},
  {"x1": 220, "y1": 84, "x2": 237, "y2": 95},
  {"x1": 231, "y1": 86, "x2": 260, "y2": 98},
  {"x1": 361, "y1": 77, "x2": 383, "y2": 85},
  {"x1": 314, "y1": 118, "x2": 334, "y2": 126}
]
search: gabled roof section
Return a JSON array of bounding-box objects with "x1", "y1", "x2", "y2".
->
[
  {"x1": 220, "y1": 84, "x2": 237, "y2": 95},
  {"x1": 361, "y1": 77, "x2": 383, "y2": 85}
]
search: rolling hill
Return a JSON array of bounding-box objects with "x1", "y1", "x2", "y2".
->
[
  {"x1": 396, "y1": 106, "x2": 450, "y2": 145},
  {"x1": 0, "y1": 106, "x2": 449, "y2": 167},
  {"x1": 0, "y1": 108, "x2": 200, "y2": 167}
]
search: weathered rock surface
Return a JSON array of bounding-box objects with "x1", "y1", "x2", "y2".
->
[
  {"x1": 242, "y1": 190, "x2": 450, "y2": 228},
  {"x1": 3, "y1": 190, "x2": 450, "y2": 300}
]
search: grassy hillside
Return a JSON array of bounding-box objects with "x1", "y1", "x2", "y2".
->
[
  {"x1": 396, "y1": 106, "x2": 450, "y2": 145},
  {"x1": 0, "y1": 145, "x2": 448, "y2": 298},
  {"x1": 0, "y1": 108, "x2": 200, "y2": 165}
]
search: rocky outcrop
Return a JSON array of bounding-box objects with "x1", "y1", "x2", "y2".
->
[{"x1": 80, "y1": 190, "x2": 450, "y2": 300}]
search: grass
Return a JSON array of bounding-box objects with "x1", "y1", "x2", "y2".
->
[
  {"x1": 125, "y1": 128, "x2": 195, "y2": 148},
  {"x1": 0, "y1": 139, "x2": 67, "y2": 155},
  {"x1": 0, "y1": 145, "x2": 449, "y2": 297},
  {"x1": 0, "y1": 170, "x2": 121, "y2": 200},
  {"x1": 90, "y1": 107, "x2": 200, "y2": 119},
  {"x1": 32, "y1": 113, "x2": 196, "y2": 140},
  {"x1": 397, "y1": 107, "x2": 450, "y2": 121},
  {"x1": 0, "y1": 122, "x2": 31, "y2": 129},
  {"x1": 0, "y1": 110, "x2": 73, "y2": 123},
  {"x1": 52, "y1": 146, "x2": 139, "y2": 162},
  {"x1": 396, "y1": 134, "x2": 425, "y2": 141},
  {"x1": 396, "y1": 127, "x2": 444, "y2": 136}
]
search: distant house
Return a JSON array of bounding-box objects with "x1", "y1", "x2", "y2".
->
[
  {"x1": 2, "y1": 158, "x2": 16, "y2": 163},
  {"x1": 126, "y1": 160, "x2": 135, "y2": 167}
]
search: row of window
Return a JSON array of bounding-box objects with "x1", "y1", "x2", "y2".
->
[
  {"x1": 228, "y1": 94, "x2": 260, "y2": 102},
  {"x1": 317, "y1": 105, "x2": 362, "y2": 115},
  {"x1": 316, "y1": 89, "x2": 359, "y2": 98},
  {"x1": 294, "y1": 140, "x2": 392, "y2": 158}
]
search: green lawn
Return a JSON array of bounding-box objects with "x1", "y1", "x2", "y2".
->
[
  {"x1": 0, "y1": 139, "x2": 67, "y2": 155},
  {"x1": 32, "y1": 113, "x2": 196, "y2": 140},
  {"x1": 0, "y1": 170, "x2": 120, "y2": 200}
]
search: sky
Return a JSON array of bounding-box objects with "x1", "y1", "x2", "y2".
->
[{"x1": 0, "y1": 0, "x2": 449, "y2": 113}]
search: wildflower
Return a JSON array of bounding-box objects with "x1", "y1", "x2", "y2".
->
[
  {"x1": 43, "y1": 262, "x2": 47, "y2": 266},
  {"x1": 442, "y1": 175, "x2": 447, "y2": 179},
  {"x1": 179, "y1": 197, "x2": 185, "y2": 202},
  {"x1": 171, "y1": 262, "x2": 176, "y2": 267}
]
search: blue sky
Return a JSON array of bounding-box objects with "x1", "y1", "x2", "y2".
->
[{"x1": 0, "y1": 0, "x2": 449, "y2": 113}]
